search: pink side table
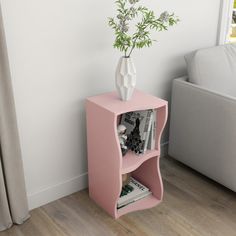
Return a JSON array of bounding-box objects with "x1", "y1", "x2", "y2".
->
[{"x1": 86, "y1": 89, "x2": 168, "y2": 218}]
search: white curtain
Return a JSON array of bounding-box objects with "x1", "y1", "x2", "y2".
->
[{"x1": 0, "y1": 5, "x2": 29, "y2": 231}]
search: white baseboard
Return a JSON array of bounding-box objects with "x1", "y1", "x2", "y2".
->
[
  {"x1": 27, "y1": 172, "x2": 88, "y2": 210},
  {"x1": 28, "y1": 141, "x2": 169, "y2": 210}
]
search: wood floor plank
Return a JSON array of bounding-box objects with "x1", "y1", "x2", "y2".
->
[
  {"x1": 161, "y1": 157, "x2": 236, "y2": 236},
  {"x1": 1, "y1": 156, "x2": 236, "y2": 236}
]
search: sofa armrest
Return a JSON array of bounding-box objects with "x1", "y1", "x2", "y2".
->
[
  {"x1": 173, "y1": 76, "x2": 236, "y2": 103},
  {"x1": 168, "y1": 76, "x2": 236, "y2": 190}
]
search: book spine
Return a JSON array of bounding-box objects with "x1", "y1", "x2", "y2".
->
[
  {"x1": 143, "y1": 111, "x2": 153, "y2": 153},
  {"x1": 147, "y1": 123, "x2": 152, "y2": 150},
  {"x1": 151, "y1": 110, "x2": 157, "y2": 150}
]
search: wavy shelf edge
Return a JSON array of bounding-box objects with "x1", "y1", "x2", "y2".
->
[
  {"x1": 116, "y1": 195, "x2": 161, "y2": 218},
  {"x1": 121, "y1": 149, "x2": 160, "y2": 174}
]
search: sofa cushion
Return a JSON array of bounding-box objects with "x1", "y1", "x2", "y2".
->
[{"x1": 185, "y1": 43, "x2": 236, "y2": 96}]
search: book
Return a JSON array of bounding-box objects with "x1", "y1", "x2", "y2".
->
[
  {"x1": 118, "y1": 191, "x2": 152, "y2": 209},
  {"x1": 120, "y1": 109, "x2": 153, "y2": 154},
  {"x1": 151, "y1": 110, "x2": 157, "y2": 150},
  {"x1": 148, "y1": 110, "x2": 157, "y2": 150},
  {"x1": 117, "y1": 177, "x2": 152, "y2": 209},
  {"x1": 143, "y1": 111, "x2": 153, "y2": 153}
]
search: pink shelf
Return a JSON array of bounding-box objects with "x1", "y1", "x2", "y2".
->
[
  {"x1": 86, "y1": 89, "x2": 168, "y2": 218},
  {"x1": 117, "y1": 194, "x2": 161, "y2": 218},
  {"x1": 122, "y1": 150, "x2": 160, "y2": 174}
]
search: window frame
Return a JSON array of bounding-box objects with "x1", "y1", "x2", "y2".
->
[{"x1": 218, "y1": 0, "x2": 234, "y2": 44}]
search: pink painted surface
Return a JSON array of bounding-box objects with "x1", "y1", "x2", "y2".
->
[
  {"x1": 117, "y1": 195, "x2": 161, "y2": 218},
  {"x1": 86, "y1": 102, "x2": 121, "y2": 218},
  {"x1": 122, "y1": 150, "x2": 160, "y2": 174},
  {"x1": 88, "y1": 89, "x2": 167, "y2": 115},
  {"x1": 132, "y1": 156, "x2": 163, "y2": 202},
  {"x1": 155, "y1": 106, "x2": 168, "y2": 151},
  {"x1": 86, "y1": 89, "x2": 168, "y2": 218}
]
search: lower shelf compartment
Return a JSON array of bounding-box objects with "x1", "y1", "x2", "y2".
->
[
  {"x1": 116, "y1": 156, "x2": 163, "y2": 218},
  {"x1": 116, "y1": 194, "x2": 161, "y2": 218}
]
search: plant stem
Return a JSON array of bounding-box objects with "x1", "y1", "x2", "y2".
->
[
  {"x1": 128, "y1": 42, "x2": 136, "y2": 57},
  {"x1": 128, "y1": 23, "x2": 148, "y2": 57}
]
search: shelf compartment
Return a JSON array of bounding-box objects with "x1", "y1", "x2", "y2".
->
[
  {"x1": 117, "y1": 194, "x2": 161, "y2": 218},
  {"x1": 121, "y1": 149, "x2": 160, "y2": 174},
  {"x1": 116, "y1": 156, "x2": 163, "y2": 218}
]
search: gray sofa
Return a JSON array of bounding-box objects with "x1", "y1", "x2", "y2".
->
[{"x1": 168, "y1": 43, "x2": 236, "y2": 191}]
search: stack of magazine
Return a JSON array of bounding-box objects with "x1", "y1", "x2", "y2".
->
[
  {"x1": 120, "y1": 109, "x2": 157, "y2": 155},
  {"x1": 117, "y1": 177, "x2": 152, "y2": 209}
]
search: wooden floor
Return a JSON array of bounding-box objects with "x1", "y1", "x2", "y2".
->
[{"x1": 1, "y1": 156, "x2": 236, "y2": 236}]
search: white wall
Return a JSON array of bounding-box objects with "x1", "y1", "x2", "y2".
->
[{"x1": 0, "y1": 0, "x2": 221, "y2": 209}]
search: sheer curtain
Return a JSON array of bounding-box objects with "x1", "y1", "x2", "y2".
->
[{"x1": 0, "y1": 5, "x2": 29, "y2": 231}]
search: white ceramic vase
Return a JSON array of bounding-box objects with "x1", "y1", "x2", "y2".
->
[{"x1": 115, "y1": 56, "x2": 136, "y2": 101}]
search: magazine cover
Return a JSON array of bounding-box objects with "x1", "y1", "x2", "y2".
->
[
  {"x1": 120, "y1": 109, "x2": 153, "y2": 154},
  {"x1": 117, "y1": 177, "x2": 151, "y2": 208}
]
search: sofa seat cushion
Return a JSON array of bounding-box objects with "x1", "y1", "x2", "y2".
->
[{"x1": 185, "y1": 43, "x2": 236, "y2": 96}]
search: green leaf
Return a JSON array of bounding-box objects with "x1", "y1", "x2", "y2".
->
[{"x1": 108, "y1": 0, "x2": 179, "y2": 57}]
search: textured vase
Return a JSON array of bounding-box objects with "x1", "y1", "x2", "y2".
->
[{"x1": 115, "y1": 56, "x2": 136, "y2": 101}]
